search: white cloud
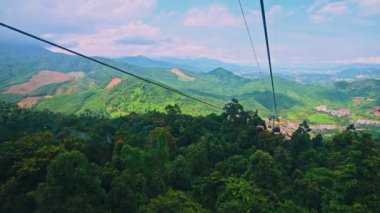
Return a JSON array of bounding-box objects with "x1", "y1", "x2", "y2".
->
[
  {"x1": 319, "y1": 2, "x2": 348, "y2": 14},
  {"x1": 0, "y1": 0, "x2": 157, "y2": 32},
  {"x1": 182, "y1": 3, "x2": 292, "y2": 28},
  {"x1": 309, "y1": 1, "x2": 349, "y2": 23},
  {"x1": 308, "y1": 0, "x2": 380, "y2": 18},
  {"x1": 307, "y1": 0, "x2": 330, "y2": 13},
  {"x1": 53, "y1": 0, "x2": 156, "y2": 24},
  {"x1": 356, "y1": 0, "x2": 380, "y2": 16},
  {"x1": 246, "y1": 5, "x2": 293, "y2": 25},
  {"x1": 44, "y1": 21, "x2": 242, "y2": 63},
  {"x1": 183, "y1": 4, "x2": 242, "y2": 27},
  {"x1": 45, "y1": 21, "x2": 162, "y2": 56},
  {"x1": 269, "y1": 5, "x2": 284, "y2": 18},
  {"x1": 268, "y1": 5, "x2": 294, "y2": 21}
]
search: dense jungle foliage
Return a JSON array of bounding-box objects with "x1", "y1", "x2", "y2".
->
[{"x1": 0, "y1": 99, "x2": 379, "y2": 212}]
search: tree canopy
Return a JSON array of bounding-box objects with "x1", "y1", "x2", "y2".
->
[{"x1": 0, "y1": 100, "x2": 379, "y2": 212}]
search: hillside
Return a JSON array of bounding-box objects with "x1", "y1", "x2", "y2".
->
[
  {"x1": 0, "y1": 43, "x2": 379, "y2": 132},
  {"x1": 36, "y1": 79, "x2": 224, "y2": 116}
]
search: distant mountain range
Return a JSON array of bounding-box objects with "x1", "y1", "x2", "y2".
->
[
  {"x1": 333, "y1": 63, "x2": 380, "y2": 71},
  {"x1": 115, "y1": 55, "x2": 256, "y2": 74},
  {"x1": 115, "y1": 54, "x2": 380, "y2": 83},
  {"x1": 0, "y1": 42, "x2": 379, "y2": 126},
  {"x1": 285, "y1": 67, "x2": 380, "y2": 84}
]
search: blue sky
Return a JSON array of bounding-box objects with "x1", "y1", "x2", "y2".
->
[{"x1": 1, "y1": 0, "x2": 380, "y2": 67}]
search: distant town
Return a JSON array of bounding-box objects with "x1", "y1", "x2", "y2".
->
[
  {"x1": 316, "y1": 105, "x2": 350, "y2": 117},
  {"x1": 315, "y1": 105, "x2": 380, "y2": 128}
]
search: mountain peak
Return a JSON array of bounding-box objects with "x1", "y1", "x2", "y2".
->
[
  {"x1": 116, "y1": 55, "x2": 172, "y2": 68},
  {"x1": 0, "y1": 42, "x2": 49, "y2": 55},
  {"x1": 208, "y1": 67, "x2": 233, "y2": 76}
]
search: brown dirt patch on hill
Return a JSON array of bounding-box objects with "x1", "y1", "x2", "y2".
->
[
  {"x1": 18, "y1": 96, "x2": 52, "y2": 108},
  {"x1": 7, "y1": 70, "x2": 84, "y2": 94},
  {"x1": 170, "y1": 68, "x2": 195, "y2": 81},
  {"x1": 106, "y1": 77, "x2": 122, "y2": 89}
]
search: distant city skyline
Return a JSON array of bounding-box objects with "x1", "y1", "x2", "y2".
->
[{"x1": 1, "y1": 0, "x2": 380, "y2": 67}]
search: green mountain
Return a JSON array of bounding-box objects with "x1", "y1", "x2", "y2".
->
[
  {"x1": 0, "y1": 43, "x2": 379, "y2": 127},
  {"x1": 115, "y1": 55, "x2": 173, "y2": 68}
]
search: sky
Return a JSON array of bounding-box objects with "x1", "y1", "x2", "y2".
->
[{"x1": 1, "y1": 0, "x2": 380, "y2": 67}]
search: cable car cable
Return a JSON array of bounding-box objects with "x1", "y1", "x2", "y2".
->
[
  {"x1": 259, "y1": 0, "x2": 279, "y2": 118},
  {"x1": 238, "y1": 0, "x2": 271, "y2": 104}
]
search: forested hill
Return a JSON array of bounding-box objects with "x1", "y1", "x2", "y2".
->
[
  {"x1": 1, "y1": 43, "x2": 379, "y2": 126},
  {"x1": 0, "y1": 100, "x2": 379, "y2": 212}
]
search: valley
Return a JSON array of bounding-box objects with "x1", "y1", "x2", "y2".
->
[{"x1": 0, "y1": 43, "x2": 379, "y2": 136}]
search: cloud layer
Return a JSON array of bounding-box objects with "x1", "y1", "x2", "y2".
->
[
  {"x1": 183, "y1": 4, "x2": 242, "y2": 28},
  {"x1": 1, "y1": 0, "x2": 379, "y2": 66},
  {"x1": 309, "y1": 1, "x2": 349, "y2": 23},
  {"x1": 0, "y1": 0, "x2": 157, "y2": 32}
]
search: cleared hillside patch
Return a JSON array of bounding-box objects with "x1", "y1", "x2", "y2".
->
[
  {"x1": 106, "y1": 77, "x2": 122, "y2": 89},
  {"x1": 18, "y1": 96, "x2": 52, "y2": 108},
  {"x1": 170, "y1": 68, "x2": 195, "y2": 81},
  {"x1": 6, "y1": 70, "x2": 84, "y2": 94}
]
